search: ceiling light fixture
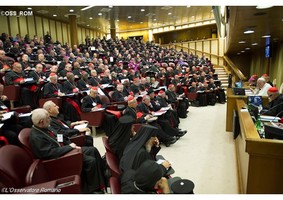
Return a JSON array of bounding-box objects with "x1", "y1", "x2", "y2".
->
[
  {"x1": 168, "y1": 12, "x2": 172, "y2": 15},
  {"x1": 256, "y1": 6, "x2": 273, "y2": 9},
  {"x1": 98, "y1": 13, "x2": 102, "y2": 16},
  {"x1": 116, "y1": 19, "x2": 119, "y2": 22},
  {"x1": 141, "y1": 9, "x2": 145, "y2": 12},
  {"x1": 262, "y1": 34, "x2": 271, "y2": 38},
  {"x1": 128, "y1": 16, "x2": 131, "y2": 18},
  {"x1": 69, "y1": 9, "x2": 74, "y2": 12},
  {"x1": 245, "y1": 48, "x2": 250, "y2": 50},
  {"x1": 187, "y1": 6, "x2": 191, "y2": 8},
  {"x1": 252, "y1": 43, "x2": 258, "y2": 46},
  {"x1": 239, "y1": 41, "x2": 246, "y2": 44},
  {"x1": 89, "y1": 17, "x2": 93, "y2": 19},
  {"x1": 241, "y1": 50, "x2": 245, "y2": 53},
  {"x1": 237, "y1": 53, "x2": 241, "y2": 55},
  {"x1": 27, "y1": 7, "x2": 32, "y2": 10},
  {"x1": 87, "y1": 24, "x2": 90, "y2": 26},
  {"x1": 53, "y1": 14, "x2": 57, "y2": 17},
  {"x1": 244, "y1": 30, "x2": 254, "y2": 34},
  {"x1": 81, "y1": 6, "x2": 94, "y2": 11},
  {"x1": 109, "y1": 6, "x2": 113, "y2": 8}
]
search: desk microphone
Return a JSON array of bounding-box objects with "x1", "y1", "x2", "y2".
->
[{"x1": 260, "y1": 102, "x2": 283, "y2": 115}]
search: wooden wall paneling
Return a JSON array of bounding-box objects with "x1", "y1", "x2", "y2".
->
[
  {"x1": 35, "y1": 16, "x2": 43, "y2": 38},
  {"x1": 62, "y1": 23, "x2": 68, "y2": 44},
  {"x1": 56, "y1": 21, "x2": 63, "y2": 44},
  {"x1": 18, "y1": 17, "x2": 28, "y2": 37},
  {"x1": 9, "y1": 17, "x2": 19, "y2": 37},
  {"x1": 27, "y1": 16, "x2": 36, "y2": 38},
  {"x1": 0, "y1": 16, "x2": 9, "y2": 35},
  {"x1": 49, "y1": 20, "x2": 56, "y2": 42}
]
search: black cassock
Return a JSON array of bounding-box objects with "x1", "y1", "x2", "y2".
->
[{"x1": 29, "y1": 125, "x2": 106, "y2": 193}]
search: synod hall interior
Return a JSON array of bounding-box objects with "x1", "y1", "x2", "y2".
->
[{"x1": 0, "y1": 5, "x2": 283, "y2": 195}]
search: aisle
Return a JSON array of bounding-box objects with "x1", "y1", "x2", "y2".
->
[{"x1": 94, "y1": 103, "x2": 239, "y2": 194}]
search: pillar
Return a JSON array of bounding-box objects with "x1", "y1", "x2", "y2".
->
[
  {"x1": 110, "y1": 28, "x2": 116, "y2": 39},
  {"x1": 69, "y1": 14, "x2": 78, "y2": 47}
]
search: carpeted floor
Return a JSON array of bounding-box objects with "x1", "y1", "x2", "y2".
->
[{"x1": 93, "y1": 103, "x2": 239, "y2": 194}]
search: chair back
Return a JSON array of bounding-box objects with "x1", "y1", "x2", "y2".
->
[
  {"x1": 39, "y1": 97, "x2": 62, "y2": 108},
  {"x1": 105, "y1": 151, "x2": 121, "y2": 178},
  {"x1": 80, "y1": 109, "x2": 105, "y2": 127},
  {"x1": 187, "y1": 92, "x2": 198, "y2": 101},
  {"x1": 3, "y1": 85, "x2": 21, "y2": 101},
  {"x1": 102, "y1": 136, "x2": 114, "y2": 153},
  {"x1": 0, "y1": 136, "x2": 9, "y2": 147},
  {"x1": 0, "y1": 145, "x2": 33, "y2": 188},
  {"x1": 18, "y1": 128, "x2": 34, "y2": 158},
  {"x1": 109, "y1": 176, "x2": 121, "y2": 194},
  {"x1": 99, "y1": 95, "x2": 110, "y2": 105}
]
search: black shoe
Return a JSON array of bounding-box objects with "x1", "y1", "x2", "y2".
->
[
  {"x1": 177, "y1": 130, "x2": 187, "y2": 137},
  {"x1": 169, "y1": 137, "x2": 178, "y2": 144}
]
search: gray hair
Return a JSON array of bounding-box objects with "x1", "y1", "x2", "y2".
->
[
  {"x1": 43, "y1": 100, "x2": 54, "y2": 111},
  {"x1": 31, "y1": 108, "x2": 48, "y2": 126}
]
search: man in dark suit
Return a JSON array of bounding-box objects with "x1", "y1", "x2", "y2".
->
[
  {"x1": 43, "y1": 100, "x2": 93, "y2": 146},
  {"x1": 29, "y1": 108, "x2": 106, "y2": 193}
]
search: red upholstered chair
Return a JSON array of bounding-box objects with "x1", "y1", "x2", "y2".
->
[
  {"x1": 10, "y1": 105, "x2": 31, "y2": 114},
  {"x1": 17, "y1": 128, "x2": 83, "y2": 180},
  {"x1": 101, "y1": 136, "x2": 114, "y2": 153},
  {"x1": 109, "y1": 176, "x2": 121, "y2": 194},
  {"x1": 105, "y1": 151, "x2": 121, "y2": 178},
  {"x1": 2, "y1": 85, "x2": 21, "y2": 109},
  {"x1": 0, "y1": 136, "x2": 9, "y2": 147},
  {"x1": 108, "y1": 91, "x2": 127, "y2": 110},
  {"x1": 187, "y1": 92, "x2": 198, "y2": 102},
  {"x1": 80, "y1": 108, "x2": 105, "y2": 136},
  {"x1": 0, "y1": 145, "x2": 81, "y2": 193},
  {"x1": 132, "y1": 123, "x2": 143, "y2": 132},
  {"x1": 39, "y1": 97, "x2": 62, "y2": 108}
]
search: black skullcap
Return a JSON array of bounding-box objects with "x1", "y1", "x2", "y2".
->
[
  {"x1": 171, "y1": 179, "x2": 195, "y2": 194},
  {"x1": 134, "y1": 160, "x2": 163, "y2": 191}
]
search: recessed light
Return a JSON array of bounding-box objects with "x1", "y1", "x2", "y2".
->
[
  {"x1": 262, "y1": 34, "x2": 271, "y2": 38},
  {"x1": 98, "y1": 13, "x2": 102, "y2": 16},
  {"x1": 237, "y1": 53, "x2": 241, "y2": 55},
  {"x1": 89, "y1": 17, "x2": 93, "y2": 19},
  {"x1": 53, "y1": 14, "x2": 57, "y2": 17},
  {"x1": 245, "y1": 48, "x2": 250, "y2": 50},
  {"x1": 252, "y1": 43, "x2": 258, "y2": 46},
  {"x1": 153, "y1": 18, "x2": 157, "y2": 21},
  {"x1": 239, "y1": 41, "x2": 246, "y2": 44},
  {"x1": 241, "y1": 50, "x2": 245, "y2": 53},
  {"x1": 168, "y1": 12, "x2": 172, "y2": 15},
  {"x1": 141, "y1": 9, "x2": 145, "y2": 12},
  {"x1": 244, "y1": 30, "x2": 254, "y2": 34},
  {"x1": 27, "y1": 7, "x2": 32, "y2": 10},
  {"x1": 69, "y1": 9, "x2": 74, "y2": 12},
  {"x1": 187, "y1": 6, "x2": 191, "y2": 8},
  {"x1": 109, "y1": 6, "x2": 113, "y2": 8},
  {"x1": 256, "y1": 6, "x2": 273, "y2": 9},
  {"x1": 128, "y1": 16, "x2": 131, "y2": 18},
  {"x1": 87, "y1": 24, "x2": 90, "y2": 26}
]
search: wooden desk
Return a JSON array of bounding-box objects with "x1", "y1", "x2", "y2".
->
[
  {"x1": 235, "y1": 99, "x2": 283, "y2": 194},
  {"x1": 225, "y1": 88, "x2": 269, "y2": 132}
]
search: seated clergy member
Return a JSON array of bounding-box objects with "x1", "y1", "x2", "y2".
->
[
  {"x1": 43, "y1": 73, "x2": 66, "y2": 98},
  {"x1": 260, "y1": 87, "x2": 283, "y2": 117},
  {"x1": 120, "y1": 124, "x2": 171, "y2": 173},
  {"x1": 121, "y1": 160, "x2": 170, "y2": 194},
  {"x1": 251, "y1": 77, "x2": 272, "y2": 96},
  {"x1": 29, "y1": 108, "x2": 107, "y2": 193},
  {"x1": 108, "y1": 115, "x2": 135, "y2": 160},
  {"x1": 123, "y1": 95, "x2": 177, "y2": 147},
  {"x1": 4, "y1": 62, "x2": 37, "y2": 108},
  {"x1": 111, "y1": 84, "x2": 127, "y2": 102},
  {"x1": 43, "y1": 100, "x2": 93, "y2": 146},
  {"x1": 81, "y1": 86, "x2": 107, "y2": 112}
]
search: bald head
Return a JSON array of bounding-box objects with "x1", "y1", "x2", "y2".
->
[{"x1": 31, "y1": 108, "x2": 50, "y2": 128}]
